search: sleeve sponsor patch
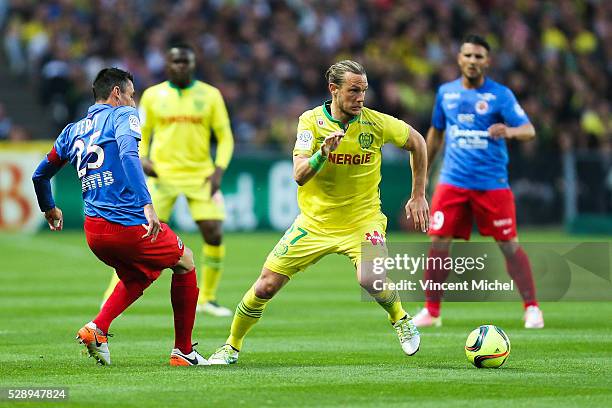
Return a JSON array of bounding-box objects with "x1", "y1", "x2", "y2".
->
[
  {"x1": 295, "y1": 130, "x2": 313, "y2": 150},
  {"x1": 129, "y1": 114, "x2": 142, "y2": 134}
]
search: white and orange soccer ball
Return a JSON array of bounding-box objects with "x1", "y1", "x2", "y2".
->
[{"x1": 465, "y1": 324, "x2": 511, "y2": 368}]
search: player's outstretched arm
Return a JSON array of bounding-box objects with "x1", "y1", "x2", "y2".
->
[
  {"x1": 488, "y1": 123, "x2": 535, "y2": 141},
  {"x1": 403, "y1": 127, "x2": 430, "y2": 232},
  {"x1": 32, "y1": 148, "x2": 66, "y2": 231},
  {"x1": 293, "y1": 130, "x2": 344, "y2": 186},
  {"x1": 425, "y1": 126, "x2": 445, "y2": 172}
]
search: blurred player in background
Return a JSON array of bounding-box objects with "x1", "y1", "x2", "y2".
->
[
  {"x1": 32, "y1": 68, "x2": 208, "y2": 366},
  {"x1": 208, "y1": 60, "x2": 430, "y2": 365},
  {"x1": 413, "y1": 35, "x2": 544, "y2": 329},
  {"x1": 101, "y1": 43, "x2": 235, "y2": 316}
]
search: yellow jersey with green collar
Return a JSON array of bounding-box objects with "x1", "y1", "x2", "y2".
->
[
  {"x1": 293, "y1": 101, "x2": 412, "y2": 229},
  {"x1": 139, "y1": 80, "x2": 233, "y2": 184}
]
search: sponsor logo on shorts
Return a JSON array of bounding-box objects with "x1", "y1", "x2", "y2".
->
[
  {"x1": 273, "y1": 242, "x2": 289, "y2": 257},
  {"x1": 365, "y1": 230, "x2": 385, "y2": 246},
  {"x1": 502, "y1": 228, "x2": 513, "y2": 235},
  {"x1": 431, "y1": 211, "x2": 444, "y2": 230},
  {"x1": 493, "y1": 218, "x2": 513, "y2": 227}
]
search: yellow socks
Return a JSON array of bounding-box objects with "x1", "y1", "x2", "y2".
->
[
  {"x1": 226, "y1": 286, "x2": 270, "y2": 350},
  {"x1": 370, "y1": 279, "x2": 406, "y2": 323},
  {"x1": 198, "y1": 244, "x2": 225, "y2": 304}
]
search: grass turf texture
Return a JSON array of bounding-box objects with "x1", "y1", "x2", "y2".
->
[{"x1": 0, "y1": 230, "x2": 611, "y2": 407}]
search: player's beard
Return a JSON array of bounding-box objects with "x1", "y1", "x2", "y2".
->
[
  {"x1": 464, "y1": 72, "x2": 483, "y2": 86},
  {"x1": 339, "y1": 100, "x2": 360, "y2": 118}
]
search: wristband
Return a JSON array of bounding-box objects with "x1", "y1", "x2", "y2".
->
[{"x1": 308, "y1": 150, "x2": 328, "y2": 172}]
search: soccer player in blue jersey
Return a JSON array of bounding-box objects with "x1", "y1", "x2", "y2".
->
[
  {"x1": 413, "y1": 35, "x2": 544, "y2": 329},
  {"x1": 32, "y1": 68, "x2": 209, "y2": 365}
]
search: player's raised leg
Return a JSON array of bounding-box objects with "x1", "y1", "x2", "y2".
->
[
  {"x1": 100, "y1": 271, "x2": 120, "y2": 308},
  {"x1": 209, "y1": 267, "x2": 289, "y2": 365},
  {"x1": 169, "y1": 246, "x2": 209, "y2": 366},
  {"x1": 498, "y1": 239, "x2": 543, "y2": 329},
  {"x1": 357, "y1": 261, "x2": 420, "y2": 355},
  {"x1": 195, "y1": 219, "x2": 231, "y2": 317},
  {"x1": 78, "y1": 217, "x2": 160, "y2": 366}
]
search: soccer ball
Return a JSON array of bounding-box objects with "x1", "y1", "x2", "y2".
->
[{"x1": 465, "y1": 324, "x2": 511, "y2": 368}]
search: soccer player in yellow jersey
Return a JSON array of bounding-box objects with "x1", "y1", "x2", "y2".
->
[
  {"x1": 101, "y1": 44, "x2": 235, "y2": 316},
  {"x1": 208, "y1": 60, "x2": 430, "y2": 364}
]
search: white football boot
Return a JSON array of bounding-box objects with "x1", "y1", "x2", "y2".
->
[
  {"x1": 197, "y1": 301, "x2": 233, "y2": 317},
  {"x1": 170, "y1": 344, "x2": 210, "y2": 366},
  {"x1": 393, "y1": 315, "x2": 420, "y2": 356},
  {"x1": 524, "y1": 305, "x2": 544, "y2": 329},
  {"x1": 76, "y1": 322, "x2": 111, "y2": 365},
  {"x1": 208, "y1": 344, "x2": 239, "y2": 365}
]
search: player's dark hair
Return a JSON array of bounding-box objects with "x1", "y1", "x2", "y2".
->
[
  {"x1": 325, "y1": 60, "x2": 366, "y2": 86},
  {"x1": 92, "y1": 68, "x2": 134, "y2": 101},
  {"x1": 167, "y1": 41, "x2": 195, "y2": 54},
  {"x1": 462, "y1": 34, "x2": 490, "y2": 52}
]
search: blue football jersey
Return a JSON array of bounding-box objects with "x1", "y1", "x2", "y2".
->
[
  {"x1": 431, "y1": 77, "x2": 530, "y2": 190},
  {"x1": 53, "y1": 103, "x2": 150, "y2": 225}
]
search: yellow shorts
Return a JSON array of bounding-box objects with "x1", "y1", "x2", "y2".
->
[
  {"x1": 264, "y1": 214, "x2": 388, "y2": 278},
  {"x1": 147, "y1": 178, "x2": 225, "y2": 222}
]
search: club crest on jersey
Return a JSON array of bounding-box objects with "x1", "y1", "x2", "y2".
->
[
  {"x1": 475, "y1": 100, "x2": 489, "y2": 115},
  {"x1": 317, "y1": 117, "x2": 325, "y2": 127},
  {"x1": 358, "y1": 132, "x2": 374, "y2": 149},
  {"x1": 365, "y1": 231, "x2": 385, "y2": 246},
  {"x1": 194, "y1": 99, "x2": 204, "y2": 110}
]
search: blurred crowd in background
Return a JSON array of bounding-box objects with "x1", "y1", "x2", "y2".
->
[{"x1": 0, "y1": 0, "x2": 611, "y2": 158}]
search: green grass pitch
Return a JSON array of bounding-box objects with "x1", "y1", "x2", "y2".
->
[{"x1": 1, "y1": 230, "x2": 611, "y2": 407}]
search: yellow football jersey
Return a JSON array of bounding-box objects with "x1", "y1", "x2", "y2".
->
[
  {"x1": 139, "y1": 80, "x2": 233, "y2": 183},
  {"x1": 293, "y1": 101, "x2": 411, "y2": 229}
]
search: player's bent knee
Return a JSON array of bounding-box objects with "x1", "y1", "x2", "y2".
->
[
  {"x1": 358, "y1": 274, "x2": 381, "y2": 294},
  {"x1": 204, "y1": 231, "x2": 222, "y2": 246},
  {"x1": 431, "y1": 235, "x2": 452, "y2": 251},
  {"x1": 197, "y1": 220, "x2": 223, "y2": 246},
  {"x1": 254, "y1": 269, "x2": 288, "y2": 299},
  {"x1": 254, "y1": 280, "x2": 280, "y2": 299},
  {"x1": 173, "y1": 247, "x2": 195, "y2": 273},
  {"x1": 497, "y1": 239, "x2": 519, "y2": 258}
]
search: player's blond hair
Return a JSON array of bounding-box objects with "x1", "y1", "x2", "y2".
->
[{"x1": 325, "y1": 60, "x2": 366, "y2": 86}]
